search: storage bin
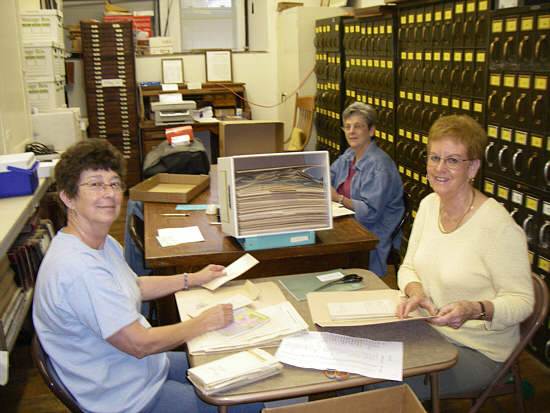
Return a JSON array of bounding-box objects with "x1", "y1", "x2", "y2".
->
[
  {"x1": 26, "y1": 80, "x2": 66, "y2": 112},
  {"x1": 0, "y1": 153, "x2": 39, "y2": 198},
  {"x1": 19, "y1": 10, "x2": 64, "y2": 44},
  {"x1": 217, "y1": 151, "x2": 332, "y2": 238},
  {"x1": 22, "y1": 42, "x2": 65, "y2": 82}
]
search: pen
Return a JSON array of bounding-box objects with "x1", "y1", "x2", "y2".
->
[{"x1": 161, "y1": 213, "x2": 191, "y2": 216}]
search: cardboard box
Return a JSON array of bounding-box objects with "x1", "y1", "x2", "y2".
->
[
  {"x1": 262, "y1": 384, "x2": 426, "y2": 413},
  {"x1": 129, "y1": 173, "x2": 209, "y2": 204},
  {"x1": 219, "y1": 121, "x2": 284, "y2": 157}
]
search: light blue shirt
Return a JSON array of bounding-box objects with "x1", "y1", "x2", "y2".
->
[
  {"x1": 331, "y1": 141, "x2": 404, "y2": 275},
  {"x1": 33, "y1": 232, "x2": 169, "y2": 413}
]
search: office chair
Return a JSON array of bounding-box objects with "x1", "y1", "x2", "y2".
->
[
  {"x1": 31, "y1": 335, "x2": 84, "y2": 413},
  {"x1": 387, "y1": 193, "x2": 410, "y2": 273},
  {"x1": 441, "y1": 274, "x2": 549, "y2": 413},
  {"x1": 284, "y1": 95, "x2": 315, "y2": 152}
]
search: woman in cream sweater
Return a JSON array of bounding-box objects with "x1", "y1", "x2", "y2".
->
[{"x1": 397, "y1": 115, "x2": 534, "y2": 399}]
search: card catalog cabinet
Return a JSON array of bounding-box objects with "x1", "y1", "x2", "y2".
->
[{"x1": 80, "y1": 21, "x2": 140, "y2": 187}]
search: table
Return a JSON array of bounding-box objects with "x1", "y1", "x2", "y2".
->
[
  {"x1": 143, "y1": 169, "x2": 379, "y2": 276},
  {"x1": 186, "y1": 269, "x2": 458, "y2": 413}
]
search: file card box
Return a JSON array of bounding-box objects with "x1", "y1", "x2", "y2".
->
[
  {"x1": 0, "y1": 153, "x2": 39, "y2": 198},
  {"x1": 217, "y1": 151, "x2": 332, "y2": 238},
  {"x1": 236, "y1": 231, "x2": 315, "y2": 251}
]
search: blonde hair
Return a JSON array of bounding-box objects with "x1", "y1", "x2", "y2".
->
[{"x1": 428, "y1": 115, "x2": 487, "y2": 160}]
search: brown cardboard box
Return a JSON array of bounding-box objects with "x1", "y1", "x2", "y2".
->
[
  {"x1": 219, "y1": 121, "x2": 284, "y2": 157},
  {"x1": 129, "y1": 173, "x2": 209, "y2": 204},
  {"x1": 262, "y1": 384, "x2": 427, "y2": 413}
]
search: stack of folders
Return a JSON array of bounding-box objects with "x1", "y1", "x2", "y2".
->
[
  {"x1": 187, "y1": 348, "x2": 283, "y2": 395},
  {"x1": 235, "y1": 166, "x2": 328, "y2": 236}
]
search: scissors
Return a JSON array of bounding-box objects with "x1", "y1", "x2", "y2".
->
[{"x1": 313, "y1": 273, "x2": 363, "y2": 291}]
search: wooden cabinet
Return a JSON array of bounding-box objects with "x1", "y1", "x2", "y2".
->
[{"x1": 139, "y1": 83, "x2": 248, "y2": 165}]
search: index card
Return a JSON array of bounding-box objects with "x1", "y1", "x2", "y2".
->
[{"x1": 202, "y1": 253, "x2": 259, "y2": 291}]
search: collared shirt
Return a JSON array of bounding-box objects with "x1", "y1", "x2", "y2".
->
[{"x1": 331, "y1": 141, "x2": 404, "y2": 275}]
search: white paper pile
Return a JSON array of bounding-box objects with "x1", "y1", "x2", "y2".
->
[
  {"x1": 188, "y1": 348, "x2": 283, "y2": 395},
  {"x1": 328, "y1": 299, "x2": 395, "y2": 320},
  {"x1": 187, "y1": 301, "x2": 308, "y2": 354}
]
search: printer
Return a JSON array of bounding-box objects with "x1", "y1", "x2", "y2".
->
[{"x1": 150, "y1": 100, "x2": 197, "y2": 125}]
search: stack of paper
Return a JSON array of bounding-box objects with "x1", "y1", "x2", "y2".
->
[
  {"x1": 156, "y1": 226, "x2": 204, "y2": 247},
  {"x1": 187, "y1": 301, "x2": 308, "y2": 354},
  {"x1": 188, "y1": 348, "x2": 283, "y2": 395},
  {"x1": 234, "y1": 165, "x2": 329, "y2": 236}
]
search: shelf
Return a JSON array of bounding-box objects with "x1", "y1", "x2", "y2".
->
[
  {"x1": 0, "y1": 178, "x2": 51, "y2": 259},
  {"x1": 1, "y1": 289, "x2": 33, "y2": 352}
]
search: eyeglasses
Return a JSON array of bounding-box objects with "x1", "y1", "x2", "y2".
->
[
  {"x1": 341, "y1": 123, "x2": 368, "y2": 133},
  {"x1": 79, "y1": 181, "x2": 126, "y2": 193},
  {"x1": 427, "y1": 154, "x2": 472, "y2": 170}
]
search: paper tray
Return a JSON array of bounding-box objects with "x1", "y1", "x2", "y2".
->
[
  {"x1": 307, "y1": 289, "x2": 434, "y2": 327},
  {"x1": 129, "y1": 173, "x2": 209, "y2": 204}
]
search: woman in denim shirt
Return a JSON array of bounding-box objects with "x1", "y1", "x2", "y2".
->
[{"x1": 331, "y1": 102, "x2": 404, "y2": 276}]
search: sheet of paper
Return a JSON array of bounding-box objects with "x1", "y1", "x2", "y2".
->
[
  {"x1": 332, "y1": 202, "x2": 355, "y2": 218},
  {"x1": 328, "y1": 299, "x2": 396, "y2": 320},
  {"x1": 156, "y1": 226, "x2": 204, "y2": 247},
  {"x1": 202, "y1": 253, "x2": 259, "y2": 291},
  {"x1": 317, "y1": 272, "x2": 344, "y2": 282},
  {"x1": 184, "y1": 293, "x2": 253, "y2": 318},
  {"x1": 161, "y1": 83, "x2": 179, "y2": 91},
  {"x1": 158, "y1": 93, "x2": 183, "y2": 103},
  {"x1": 0, "y1": 351, "x2": 8, "y2": 386},
  {"x1": 276, "y1": 331, "x2": 403, "y2": 381}
]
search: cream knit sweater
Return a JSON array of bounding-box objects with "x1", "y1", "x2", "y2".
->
[{"x1": 398, "y1": 193, "x2": 534, "y2": 362}]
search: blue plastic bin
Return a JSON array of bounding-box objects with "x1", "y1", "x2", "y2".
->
[{"x1": 0, "y1": 161, "x2": 39, "y2": 198}]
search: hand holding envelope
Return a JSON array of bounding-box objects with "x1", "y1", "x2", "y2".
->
[{"x1": 202, "y1": 253, "x2": 259, "y2": 291}]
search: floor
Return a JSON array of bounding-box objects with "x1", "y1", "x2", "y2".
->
[{"x1": 1, "y1": 198, "x2": 549, "y2": 412}]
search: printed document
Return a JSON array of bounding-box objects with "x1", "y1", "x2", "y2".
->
[{"x1": 276, "y1": 331, "x2": 403, "y2": 381}]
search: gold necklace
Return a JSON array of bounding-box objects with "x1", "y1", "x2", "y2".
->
[{"x1": 438, "y1": 188, "x2": 476, "y2": 234}]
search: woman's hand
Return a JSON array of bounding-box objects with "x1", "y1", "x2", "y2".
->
[
  {"x1": 190, "y1": 264, "x2": 226, "y2": 286},
  {"x1": 331, "y1": 187, "x2": 340, "y2": 201},
  {"x1": 396, "y1": 295, "x2": 438, "y2": 318},
  {"x1": 430, "y1": 301, "x2": 479, "y2": 329},
  {"x1": 198, "y1": 304, "x2": 234, "y2": 332}
]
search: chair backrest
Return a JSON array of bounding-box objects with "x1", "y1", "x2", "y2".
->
[
  {"x1": 31, "y1": 335, "x2": 83, "y2": 413},
  {"x1": 285, "y1": 95, "x2": 315, "y2": 151},
  {"x1": 469, "y1": 274, "x2": 549, "y2": 412}
]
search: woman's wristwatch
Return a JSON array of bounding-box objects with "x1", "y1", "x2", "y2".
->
[{"x1": 478, "y1": 301, "x2": 488, "y2": 320}]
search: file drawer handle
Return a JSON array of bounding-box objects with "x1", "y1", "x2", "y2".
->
[
  {"x1": 503, "y1": 36, "x2": 514, "y2": 60},
  {"x1": 490, "y1": 38, "x2": 499, "y2": 59},
  {"x1": 522, "y1": 215, "x2": 534, "y2": 240},
  {"x1": 518, "y1": 35, "x2": 529, "y2": 59},
  {"x1": 515, "y1": 94, "x2": 527, "y2": 120},
  {"x1": 535, "y1": 35, "x2": 548, "y2": 60},
  {"x1": 545, "y1": 161, "x2": 550, "y2": 186},
  {"x1": 512, "y1": 149, "x2": 523, "y2": 176},
  {"x1": 531, "y1": 95, "x2": 543, "y2": 118},
  {"x1": 485, "y1": 142, "x2": 495, "y2": 167},
  {"x1": 500, "y1": 92, "x2": 512, "y2": 117},
  {"x1": 498, "y1": 145, "x2": 509, "y2": 171},
  {"x1": 539, "y1": 222, "x2": 550, "y2": 248}
]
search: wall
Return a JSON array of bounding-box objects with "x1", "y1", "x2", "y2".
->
[{"x1": 0, "y1": 0, "x2": 33, "y2": 154}]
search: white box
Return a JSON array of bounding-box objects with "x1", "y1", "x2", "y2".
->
[
  {"x1": 22, "y1": 42, "x2": 65, "y2": 82},
  {"x1": 148, "y1": 46, "x2": 174, "y2": 55},
  {"x1": 148, "y1": 36, "x2": 173, "y2": 47},
  {"x1": 217, "y1": 151, "x2": 332, "y2": 238},
  {"x1": 0, "y1": 153, "x2": 36, "y2": 173},
  {"x1": 20, "y1": 10, "x2": 64, "y2": 44},
  {"x1": 38, "y1": 159, "x2": 60, "y2": 178},
  {"x1": 31, "y1": 108, "x2": 82, "y2": 151},
  {"x1": 26, "y1": 80, "x2": 66, "y2": 112}
]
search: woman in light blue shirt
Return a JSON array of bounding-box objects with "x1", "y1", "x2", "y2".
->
[{"x1": 331, "y1": 102, "x2": 405, "y2": 276}]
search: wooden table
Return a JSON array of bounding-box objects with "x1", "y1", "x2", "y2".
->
[
  {"x1": 187, "y1": 269, "x2": 458, "y2": 413},
  {"x1": 143, "y1": 170, "x2": 379, "y2": 276}
]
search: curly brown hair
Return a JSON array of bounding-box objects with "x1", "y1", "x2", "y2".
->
[
  {"x1": 428, "y1": 115, "x2": 488, "y2": 160},
  {"x1": 55, "y1": 139, "x2": 126, "y2": 203}
]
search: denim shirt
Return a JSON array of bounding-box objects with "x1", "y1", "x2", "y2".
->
[{"x1": 330, "y1": 141, "x2": 404, "y2": 275}]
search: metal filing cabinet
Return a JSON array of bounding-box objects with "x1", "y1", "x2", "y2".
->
[
  {"x1": 314, "y1": 16, "x2": 348, "y2": 162},
  {"x1": 80, "y1": 21, "x2": 140, "y2": 188}
]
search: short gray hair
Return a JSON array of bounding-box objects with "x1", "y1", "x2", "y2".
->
[{"x1": 342, "y1": 102, "x2": 377, "y2": 128}]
